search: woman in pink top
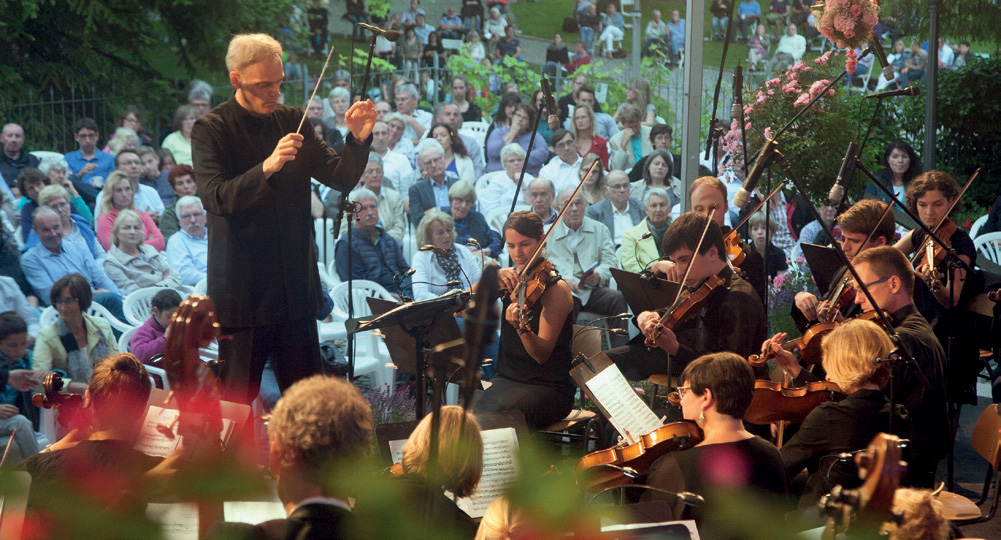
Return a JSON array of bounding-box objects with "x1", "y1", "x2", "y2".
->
[{"x1": 95, "y1": 171, "x2": 165, "y2": 251}]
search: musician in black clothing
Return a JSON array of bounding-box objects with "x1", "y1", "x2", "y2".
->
[
  {"x1": 791, "y1": 199, "x2": 896, "y2": 332},
  {"x1": 607, "y1": 212, "x2": 766, "y2": 380},
  {"x1": 768, "y1": 246, "x2": 948, "y2": 488}
]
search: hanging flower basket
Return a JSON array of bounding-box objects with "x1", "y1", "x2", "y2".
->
[{"x1": 811, "y1": 0, "x2": 880, "y2": 71}]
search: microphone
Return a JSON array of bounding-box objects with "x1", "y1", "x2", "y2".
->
[
  {"x1": 829, "y1": 141, "x2": 859, "y2": 206},
  {"x1": 733, "y1": 138, "x2": 777, "y2": 209},
  {"x1": 634, "y1": 231, "x2": 657, "y2": 275},
  {"x1": 863, "y1": 86, "x2": 920, "y2": 99},
  {"x1": 541, "y1": 76, "x2": 560, "y2": 132},
  {"x1": 419, "y1": 244, "x2": 449, "y2": 257},
  {"x1": 466, "y1": 238, "x2": 486, "y2": 270},
  {"x1": 356, "y1": 22, "x2": 402, "y2": 41},
  {"x1": 868, "y1": 38, "x2": 895, "y2": 82},
  {"x1": 730, "y1": 65, "x2": 744, "y2": 121},
  {"x1": 421, "y1": 244, "x2": 473, "y2": 289}
]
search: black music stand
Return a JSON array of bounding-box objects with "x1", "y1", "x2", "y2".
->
[
  {"x1": 352, "y1": 291, "x2": 467, "y2": 418},
  {"x1": 800, "y1": 243, "x2": 847, "y2": 297},
  {"x1": 609, "y1": 269, "x2": 681, "y2": 315}
]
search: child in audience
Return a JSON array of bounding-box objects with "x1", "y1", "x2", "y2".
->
[
  {"x1": 0, "y1": 311, "x2": 42, "y2": 460},
  {"x1": 130, "y1": 289, "x2": 182, "y2": 364}
]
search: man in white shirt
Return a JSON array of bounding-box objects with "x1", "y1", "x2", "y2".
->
[
  {"x1": 370, "y1": 120, "x2": 413, "y2": 192},
  {"x1": 547, "y1": 188, "x2": 629, "y2": 346},
  {"x1": 166, "y1": 196, "x2": 208, "y2": 287},
  {"x1": 937, "y1": 38, "x2": 954, "y2": 69},
  {"x1": 394, "y1": 84, "x2": 433, "y2": 144},
  {"x1": 538, "y1": 129, "x2": 583, "y2": 194},
  {"x1": 768, "y1": 23, "x2": 807, "y2": 71}
]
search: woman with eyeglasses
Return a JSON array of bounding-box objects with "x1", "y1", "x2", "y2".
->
[
  {"x1": 644, "y1": 352, "x2": 789, "y2": 523},
  {"x1": 32, "y1": 273, "x2": 118, "y2": 395}
]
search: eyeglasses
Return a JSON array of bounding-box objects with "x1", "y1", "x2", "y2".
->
[
  {"x1": 675, "y1": 385, "x2": 691, "y2": 399},
  {"x1": 53, "y1": 297, "x2": 79, "y2": 306},
  {"x1": 554, "y1": 139, "x2": 576, "y2": 149},
  {"x1": 853, "y1": 276, "x2": 891, "y2": 293},
  {"x1": 608, "y1": 184, "x2": 630, "y2": 191}
]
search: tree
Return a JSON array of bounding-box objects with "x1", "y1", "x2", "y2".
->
[{"x1": 882, "y1": 0, "x2": 1001, "y2": 43}]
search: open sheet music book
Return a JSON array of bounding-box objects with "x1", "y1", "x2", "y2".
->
[
  {"x1": 134, "y1": 406, "x2": 236, "y2": 458},
  {"x1": 582, "y1": 364, "x2": 663, "y2": 445},
  {"x1": 390, "y1": 427, "x2": 520, "y2": 519}
]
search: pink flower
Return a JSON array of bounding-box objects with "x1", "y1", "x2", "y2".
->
[
  {"x1": 844, "y1": 28, "x2": 855, "y2": 39},
  {"x1": 766, "y1": 77, "x2": 781, "y2": 88},
  {"x1": 814, "y1": 51, "x2": 833, "y2": 65},
  {"x1": 756, "y1": 93, "x2": 767, "y2": 105},
  {"x1": 745, "y1": 122, "x2": 752, "y2": 131},
  {"x1": 809, "y1": 80, "x2": 831, "y2": 97},
  {"x1": 863, "y1": 12, "x2": 877, "y2": 27},
  {"x1": 793, "y1": 93, "x2": 811, "y2": 107},
  {"x1": 850, "y1": 5, "x2": 862, "y2": 16},
  {"x1": 773, "y1": 273, "x2": 786, "y2": 288},
  {"x1": 782, "y1": 81, "x2": 799, "y2": 94},
  {"x1": 796, "y1": 256, "x2": 805, "y2": 265},
  {"x1": 763, "y1": 127, "x2": 773, "y2": 140}
]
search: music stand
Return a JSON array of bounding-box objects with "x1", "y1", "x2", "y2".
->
[
  {"x1": 800, "y1": 243, "x2": 846, "y2": 297},
  {"x1": 357, "y1": 291, "x2": 467, "y2": 418},
  {"x1": 609, "y1": 269, "x2": 681, "y2": 315}
]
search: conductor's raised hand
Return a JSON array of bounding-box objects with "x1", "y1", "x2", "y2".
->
[
  {"x1": 263, "y1": 133, "x2": 304, "y2": 178},
  {"x1": 345, "y1": 99, "x2": 378, "y2": 141}
]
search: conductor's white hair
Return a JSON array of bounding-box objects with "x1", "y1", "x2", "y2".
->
[{"x1": 226, "y1": 34, "x2": 283, "y2": 73}]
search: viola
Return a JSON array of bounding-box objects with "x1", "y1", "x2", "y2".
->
[
  {"x1": 575, "y1": 420, "x2": 703, "y2": 493},
  {"x1": 31, "y1": 372, "x2": 90, "y2": 437},
  {"x1": 644, "y1": 274, "x2": 726, "y2": 349},
  {"x1": 744, "y1": 380, "x2": 843, "y2": 426},
  {"x1": 724, "y1": 231, "x2": 746, "y2": 267},
  {"x1": 747, "y1": 320, "x2": 836, "y2": 367},
  {"x1": 386, "y1": 462, "x2": 405, "y2": 477}
]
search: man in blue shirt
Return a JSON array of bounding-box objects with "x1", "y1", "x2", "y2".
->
[
  {"x1": 334, "y1": 188, "x2": 411, "y2": 298},
  {"x1": 413, "y1": 13, "x2": 435, "y2": 45},
  {"x1": 438, "y1": 6, "x2": 464, "y2": 39},
  {"x1": 19, "y1": 207, "x2": 124, "y2": 320},
  {"x1": 666, "y1": 10, "x2": 686, "y2": 65},
  {"x1": 165, "y1": 196, "x2": 209, "y2": 287},
  {"x1": 736, "y1": 0, "x2": 762, "y2": 41},
  {"x1": 63, "y1": 117, "x2": 114, "y2": 208},
  {"x1": 495, "y1": 26, "x2": 521, "y2": 61}
]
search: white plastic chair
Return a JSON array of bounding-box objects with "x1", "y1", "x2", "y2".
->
[
  {"x1": 118, "y1": 326, "x2": 138, "y2": 352},
  {"x1": 970, "y1": 215, "x2": 989, "y2": 240},
  {"x1": 122, "y1": 287, "x2": 175, "y2": 326},
  {"x1": 146, "y1": 365, "x2": 170, "y2": 390},
  {"x1": 29, "y1": 151, "x2": 65, "y2": 163},
  {"x1": 974, "y1": 232, "x2": 1001, "y2": 267},
  {"x1": 317, "y1": 262, "x2": 336, "y2": 290},
  {"x1": 327, "y1": 280, "x2": 398, "y2": 389},
  {"x1": 326, "y1": 259, "x2": 343, "y2": 285},
  {"x1": 40, "y1": 304, "x2": 134, "y2": 335},
  {"x1": 486, "y1": 205, "x2": 530, "y2": 233}
]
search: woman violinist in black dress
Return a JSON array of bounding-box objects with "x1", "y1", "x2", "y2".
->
[{"x1": 474, "y1": 211, "x2": 576, "y2": 429}]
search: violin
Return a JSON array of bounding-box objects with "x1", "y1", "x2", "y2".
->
[
  {"x1": 911, "y1": 219, "x2": 957, "y2": 293},
  {"x1": 644, "y1": 274, "x2": 726, "y2": 349},
  {"x1": 387, "y1": 462, "x2": 405, "y2": 477},
  {"x1": 575, "y1": 420, "x2": 703, "y2": 493},
  {"x1": 744, "y1": 380, "x2": 843, "y2": 426},
  {"x1": 747, "y1": 320, "x2": 835, "y2": 367},
  {"x1": 503, "y1": 258, "x2": 560, "y2": 334},
  {"x1": 32, "y1": 372, "x2": 91, "y2": 437},
  {"x1": 724, "y1": 231, "x2": 746, "y2": 267}
]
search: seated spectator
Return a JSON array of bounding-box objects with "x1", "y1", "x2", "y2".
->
[
  {"x1": 111, "y1": 105, "x2": 153, "y2": 148},
  {"x1": 864, "y1": 140, "x2": 921, "y2": 206},
  {"x1": 186, "y1": 79, "x2": 214, "y2": 117},
  {"x1": 630, "y1": 149, "x2": 681, "y2": 210},
  {"x1": 620, "y1": 188, "x2": 672, "y2": 273},
  {"x1": 394, "y1": 84, "x2": 433, "y2": 145},
  {"x1": 438, "y1": 6, "x2": 463, "y2": 39},
  {"x1": 901, "y1": 39, "x2": 927, "y2": 83},
  {"x1": 747, "y1": 23, "x2": 771, "y2": 71},
  {"x1": 37, "y1": 155, "x2": 92, "y2": 222},
  {"x1": 450, "y1": 75, "x2": 482, "y2": 123},
  {"x1": 327, "y1": 153, "x2": 406, "y2": 243},
  {"x1": 161, "y1": 105, "x2": 197, "y2": 166},
  {"x1": 495, "y1": 25, "x2": 521, "y2": 61},
  {"x1": 23, "y1": 185, "x2": 104, "y2": 264},
  {"x1": 539, "y1": 129, "x2": 584, "y2": 195},
  {"x1": 101, "y1": 150, "x2": 165, "y2": 222},
  {"x1": 399, "y1": 29, "x2": 424, "y2": 90},
  {"x1": 710, "y1": 0, "x2": 732, "y2": 41},
  {"x1": 791, "y1": 204, "x2": 835, "y2": 263},
  {"x1": 31, "y1": 273, "x2": 119, "y2": 395},
  {"x1": 609, "y1": 105, "x2": 654, "y2": 173},
  {"x1": 305, "y1": 98, "x2": 344, "y2": 154},
  {"x1": 157, "y1": 148, "x2": 176, "y2": 171},
  {"x1": 323, "y1": 87, "x2": 352, "y2": 140},
  {"x1": 875, "y1": 39, "x2": 908, "y2": 91},
  {"x1": 135, "y1": 147, "x2": 175, "y2": 207},
  {"x1": 484, "y1": 6, "x2": 508, "y2": 37},
  {"x1": 106, "y1": 127, "x2": 138, "y2": 157},
  {"x1": 483, "y1": 92, "x2": 520, "y2": 153},
  {"x1": 570, "y1": 104, "x2": 609, "y2": 169},
  {"x1": 0, "y1": 277, "x2": 39, "y2": 342},
  {"x1": 547, "y1": 188, "x2": 628, "y2": 346},
  {"x1": 747, "y1": 210, "x2": 788, "y2": 289},
  {"x1": 432, "y1": 102, "x2": 484, "y2": 179},
  {"x1": 430, "y1": 123, "x2": 475, "y2": 182},
  {"x1": 401, "y1": 0, "x2": 426, "y2": 26},
  {"x1": 528, "y1": 177, "x2": 558, "y2": 226},
  {"x1": 165, "y1": 196, "x2": 208, "y2": 287},
  {"x1": 65, "y1": 117, "x2": 114, "y2": 207},
  {"x1": 643, "y1": 10, "x2": 668, "y2": 56},
  {"x1": 627, "y1": 124, "x2": 680, "y2": 183},
  {"x1": 485, "y1": 104, "x2": 547, "y2": 176},
  {"x1": 936, "y1": 38, "x2": 953, "y2": 69},
  {"x1": 461, "y1": 0, "x2": 483, "y2": 33},
  {"x1": 448, "y1": 180, "x2": 503, "y2": 260},
  {"x1": 102, "y1": 210, "x2": 182, "y2": 295},
  {"x1": 598, "y1": 3, "x2": 625, "y2": 57},
  {"x1": 0, "y1": 224, "x2": 38, "y2": 307},
  {"x1": 475, "y1": 143, "x2": 532, "y2": 217},
  {"x1": 17, "y1": 168, "x2": 51, "y2": 242},
  {"x1": 578, "y1": 152, "x2": 607, "y2": 205},
  {"x1": 421, "y1": 32, "x2": 445, "y2": 72},
  {"x1": 587, "y1": 170, "x2": 644, "y2": 247},
  {"x1": 565, "y1": 41, "x2": 591, "y2": 73},
  {"x1": 412, "y1": 211, "x2": 482, "y2": 301},
  {"x1": 384, "y1": 113, "x2": 418, "y2": 176},
  {"x1": 577, "y1": 3, "x2": 601, "y2": 53},
  {"x1": 766, "y1": 0, "x2": 790, "y2": 39},
  {"x1": 545, "y1": 33, "x2": 570, "y2": 76},
  {"x1": 335, "y1": 189, "x2": 411, "y2": 298},
  {"x1": 767, "y1": 23, "x2": 806, "y2": 72},
  {"x1": 0, "y1": 311, "x2": 40, "y2": 462},
  {"x1": 462, "y1": 29, "x2": 488, "y2": 66},
  {"x1": 561, "y1": 85, "x2": 618, "y2": 140},
  {"x1": 615, "y1": 79, "x2": 657, "y2": 126},
  {"x1": 95, "y1": 172, "x2": 165, "y2": 252},
  {"x1": 346, "y1": 0, "x2": 368, "y2": 40},
  {"x1": 157, "y1": 164, "x2": 199, "y2": 241},
  {"x1": 0, "y1": 123, "x2": 40, "y2": 195},
  {"x1": 736, "y1": 0, "x2": 762, "y2": 41},
  {"x1": 368, "y1": 120, "x2": 413, "y2": 193},
  {"x1": 409, "y1": 140, "x2": 460, "y2": 226},
  {"x1": 20, "y1": 208, "x2": 123, "y2": 318},
  {"x1": 952, "y1": 41, "x2": 970, "y2": 69},
  {"x1": 413, "y1": 13, "x2": 435, "y2": 44},
  {"x1": 665, "y1": 10, "x2": 686, "y2": 65},
  {"x1": 129, "y1": 288, "x2": 181, "y2": 364}
]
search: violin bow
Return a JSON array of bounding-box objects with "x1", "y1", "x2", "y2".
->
[
  {"x1": 723, "y1": 180, "x2": 788, "y2": 241},
  {"x1": 654, "y1": 206, "x2": 718, "y2": 329},
  {"x1": 296, "y1": 46, "x2": 338, "y2": 135}
]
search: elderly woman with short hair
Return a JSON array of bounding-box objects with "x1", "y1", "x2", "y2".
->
[
  {"x1": 23, "y1": 184, "x2": 104, "y2": 263},
  {"x1": 103, "y1": 209, "x2": 182, "y2": 295},
  {"x1": 448, "y1": 180, "x2": 502, "y2": 261},
  {"x1": 324, "y1": 87, "x2": 352, "y2": 138},
  {"x1": 38, "y1": 155, "x2": 93, "y2": 222},
  {"x1": 474, "y1": 143, "x2": 532, "y2": 217},
  {"x1": 412, "y1": 210, "x2": 483, "y2": 301}
]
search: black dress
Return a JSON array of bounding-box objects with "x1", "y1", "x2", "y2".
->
[
  {"x1": 475, "y1": 263, "x2": 575, "y2": 429},
  {"x1": 910, "y1": 226, "x2": 982, "y2": 405}
]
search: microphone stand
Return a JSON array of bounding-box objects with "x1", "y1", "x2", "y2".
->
[
  {"x1": 703, "y1": 0, "x2": 741, "y2": 176},
  {"x1": 508, "y1": 73, "x2": 551, "y2": 214}
]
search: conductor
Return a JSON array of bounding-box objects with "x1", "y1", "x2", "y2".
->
[{"x1": 192, "y1": 34, "x2": 375, "y2": 404}]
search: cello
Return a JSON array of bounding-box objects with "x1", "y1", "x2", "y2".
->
[{"x1": 819, "y1": 433, "x2": 906, "y2": 539}]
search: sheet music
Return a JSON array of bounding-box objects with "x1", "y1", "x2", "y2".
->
[
  {"x1": 134, "y1": 406, "x2": 235, "y2": 458},
  {"x1": 147, "y1": 502, "x2": 199, "y2": 540},
  {"x1": 601, "y1": 519, "x2": 700, "y2": 540},
  {"x1": 223, "y1": 501, "x2": 288, "y2": 525},
  {"x1": 454, "y1": 427, "x2": 519, "y2": 519},
  {"x1": 585, "y1": 364, "x2": 663, "y2": 443},
  {"x1": 388, "y1": 439, "x2": 407, "y2": 464}
]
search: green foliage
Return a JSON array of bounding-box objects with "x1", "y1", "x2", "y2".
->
[
  {"x1": 882, "y1": 0, "x2": 1001, "y2": 43},
  {"x1": 368, "y1": 0, "x2": 392, "y2": 19},
  {"x1": 446, "y1": 54, "x2": 539, "y2": 118}
]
